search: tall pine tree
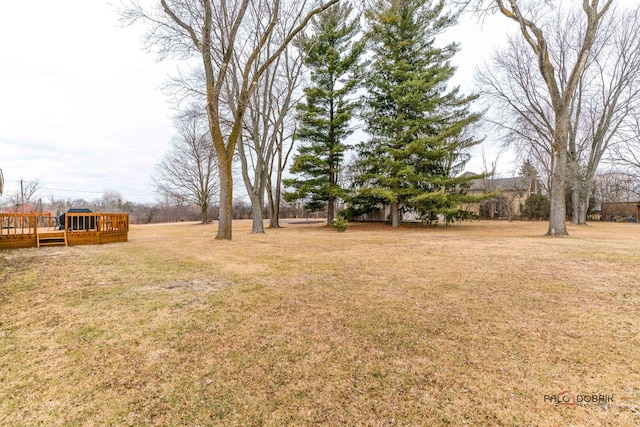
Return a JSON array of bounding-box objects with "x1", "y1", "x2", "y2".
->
[
  {"x1": 284, "y1": 3, "x2": 363, "y2": 225},
  {"x1": 355, "y1": 0, "x2": 482, "y2": 226}
]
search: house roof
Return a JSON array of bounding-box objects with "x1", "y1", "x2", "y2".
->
[
  {"x1": 468, "y1": 176, "x2": 532, "y2": 192},
  {"x1": 0, "y1": 203, "x2": 53, "y2": 215}
]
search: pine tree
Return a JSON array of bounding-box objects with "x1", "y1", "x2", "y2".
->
[
  {"x1": 355, "y1": 0, "x2": 482, "y2": 226},
  {"x1": 284, "y1": 3, "x2": 363, "y2": 225}
]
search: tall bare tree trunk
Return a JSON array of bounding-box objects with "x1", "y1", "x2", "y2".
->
[
  {"x1": 578, "y1": 177, "x2": 594, "y2": 225},
  {"x1": 201, "y1": 203, "x2": 209, "y2": 224},
  {"x1": 238, "y1": 135, "x2": 267, "y2": 234},
  {"x1": 217, "y1": 158, "x2": 234, "y2": 240},
  {"x1": 266, "y1": 152, "x2": 286, "y2": 229},
  {"x1": 571, "y1": 184, "x2": 580, "y2": 225},
  {"x1": 569, "y1": 151, "x2": 596, "y2": 225},
  {"x1": 249, "y1": 191, "x2": 265, "y2": 233},
  {"x1": 267, "y1": 184, "x2": 280, "y2": 228},
  {"x1": 269, "y1": 129, "x2": 296, "y2": 229},
  {"x1": 577, "y1": 196, "x2": 588, "y2": 225},
  {"x1": 570, "y1": 182, "x2": 590, "y2": 225},
  {"x1": 273, "y1": 183, "x2": 282, "y2": 227},
  {"x1": 547, "y1": 128, "x2": 568, "y2": 235}
]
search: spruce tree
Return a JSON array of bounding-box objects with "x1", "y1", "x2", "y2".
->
[
  {"x1": 355, "y1": 0, "x2": 482, "y2": 226},
  {"x1": 284, "y1": 4, "x2": 363, "y2": 225}
]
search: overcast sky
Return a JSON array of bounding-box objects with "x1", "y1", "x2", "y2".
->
[
  {"x1": 0, "y1": 1, "x2": 523, "y2": 205},
  {"x1": 1, "y1": 1, "x2": 176, "y2": 204}
]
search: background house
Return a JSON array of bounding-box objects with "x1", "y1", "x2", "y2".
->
[
  {"x1": 0, "y1": 203, "x2": 53, "y2": 217},
  {"x1": 352, "y1": 173, "x2": 541, "y2": 223},
  {"x1": 355, "y1": 205, "x2": 421, "y2": 222},
  {"x1": 462, "y1": 174, "x2": 540, "y2": 220}
]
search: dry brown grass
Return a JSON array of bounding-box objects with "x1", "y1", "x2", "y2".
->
[{"x1": 1, "y1": 219, "x2": 639, "y2": 426}]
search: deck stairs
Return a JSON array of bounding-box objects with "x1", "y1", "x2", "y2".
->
[{"x1": 36, "y1": 231, "x2": 68, "y2": 248}]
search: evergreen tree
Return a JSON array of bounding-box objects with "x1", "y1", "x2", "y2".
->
[
  {"x1": 284, "y1": 3, "x2": 363, "y2": 225},
  {"x1": 354, "y1": 0, "x2": 482, "y2": 226}
]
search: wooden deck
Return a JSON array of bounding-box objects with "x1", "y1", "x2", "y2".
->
[{"x1": 0, "y1": 212, "x2": 129, "y2": 250}]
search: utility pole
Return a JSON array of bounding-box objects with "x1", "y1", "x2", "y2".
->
[{"x1": 20, "y1": 179, "x2": 24, "y2": 212}]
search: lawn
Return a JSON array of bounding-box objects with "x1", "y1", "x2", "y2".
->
[{"x1": 1, "y1": 220, "x2": 639, "y2": 426}]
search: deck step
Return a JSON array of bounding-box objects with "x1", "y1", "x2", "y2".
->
[{"x1": 37, "y1": 232, "x2": 68, "y2": 248}]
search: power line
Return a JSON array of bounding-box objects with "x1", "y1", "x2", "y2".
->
[
  {"x1": 43, "y1": 187, "x2": 108, "y2": 195},
  {"x1": 42, "y1": 187, "x2": 157, "y2": 199}
]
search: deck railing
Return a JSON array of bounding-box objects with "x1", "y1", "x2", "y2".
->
[
  {"x1": 0, "y1": 213, "x2": 58, "y2": 236},
  {"x1": 62, "y1": 212, "x2": 129, "y2": 235},
  {"x1": 0, "y1": 212, "x2": 129, "y2": 248}
]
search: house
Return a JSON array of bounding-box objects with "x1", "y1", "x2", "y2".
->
[
  {"x1": 355, "y1": 204, "x2": 421, "y2": 222},
  {"x1": 0, "y1": 203, "x2": 53, "y2": 216},
  {"x1": 348, "y1": 171, "x2": 540, "y2": 223},
  {"x1": 462, "y1": 173, "x2": 539, "y2": 220}
]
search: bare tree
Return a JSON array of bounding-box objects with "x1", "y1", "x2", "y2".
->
[
  {"x1": 593, "y1": 169, "x2": 640, "y2": 222},
  {"x1": 476, "y1": 38, "x2": 553, "y2": 192},
  {"x1": 121, "y1": 0, "x2": 340, "y2": 240},
  {"x1": 8, "y1": 180, "x2": 42, "y2": 210},
  {"x1": 469, "y1": 0, "x2": 614, "y2": 236},
  {"x1": 478, "y1": 5, "x2": 640, "y2": 226},
  {"x1": 236, "y1": 26, "x2": 305, "y2": 233},
  {"x1": 46, "y1": 193, "x2": 70, "y2": 217},
  {"x1": 263, "y1": 39, "x2": 305, "y2": 229},
  {"x1": 97, "y1": 191, "x2": 132, "y2": 212},
  {"x1": 22, "y1": 180, "x2": 42, "y2": 205},
  {"x1": 594, "y1": 170, "x2": 640, "y2": 204},
  {"x1": 154, "y1": 109, "x2": 219, "y2": 223},
  {"x1": 567, "y1": 6, "x2": 640, "y2": 224},
  {"x1": 611, "y1": 111, "x2": 640, "y2": 176},
  {"x1": 265, "y1": 95, "x2": 299, "y2": 229}
]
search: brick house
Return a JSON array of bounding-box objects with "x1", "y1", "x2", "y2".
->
[{"x1": 462, "y1": 173, "x2": 540, "y2": 220}]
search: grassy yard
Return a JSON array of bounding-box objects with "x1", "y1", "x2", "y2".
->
[{"x1": 1, "y1": 220, "x2": 639, "y2": 426}]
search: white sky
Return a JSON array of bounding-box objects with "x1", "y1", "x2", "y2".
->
[
  {"x1": 1, "y1": 0, "x2": 177, "y2": 204},
  {"x1": 0, "y1": 1, "x2": 546, "y2": 205}
]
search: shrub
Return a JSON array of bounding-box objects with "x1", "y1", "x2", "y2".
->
[
  {"x1": 331, "y1": 217, "x2": 349, "y2": 232},
  {"x1": 523, "y1": 194, "x2": 550, "y2": 220}
]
